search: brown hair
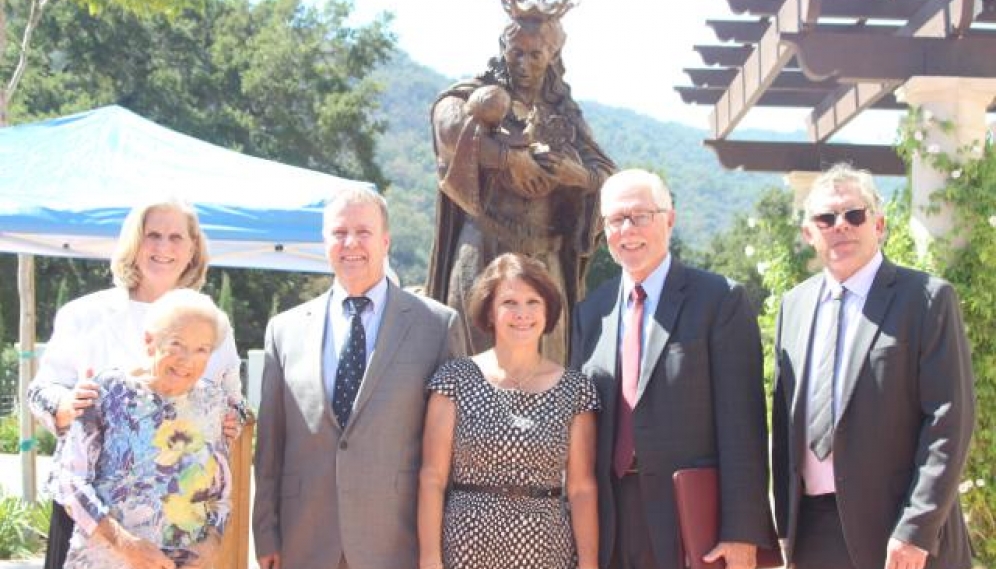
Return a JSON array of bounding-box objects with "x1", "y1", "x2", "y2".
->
[{"x1": 467, "y1": 253, "x2": 562, "y2": 334}]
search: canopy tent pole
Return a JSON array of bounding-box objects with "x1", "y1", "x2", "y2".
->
[{"x1": 18, "y1": 253, "x2": 37, "y2": 502}]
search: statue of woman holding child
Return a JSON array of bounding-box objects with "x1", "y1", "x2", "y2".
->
[{"x1": 428, "y1": 0, "x2": 616, "y2": 362}]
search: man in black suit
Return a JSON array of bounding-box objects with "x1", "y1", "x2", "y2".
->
[
  {"x1": 570, "y1": 169, "x2": 776, "y2": 569},
  {"x1": 772, "y1": 163, "x2": 975, "y2": 569}
]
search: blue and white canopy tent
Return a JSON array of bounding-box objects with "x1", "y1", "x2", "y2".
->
[{"x1": 0, "y1": 105, "x2": 374, "y2": 272}]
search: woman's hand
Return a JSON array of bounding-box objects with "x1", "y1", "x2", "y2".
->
[
  {"x1": 55, "y1": 377, "x2": 99, "y2": 430},
  {"x1": 96, "y1": 516, "x2": 174, "y2": 569},
  {"x1": 116, "y1": 535, "x2": 176, "y2": 569},
  {"x1": 222, "y1": 410, "x2": 241, "y2": 444},
  {"x1": 181, "y1": 530, "x2": 221, "y2": 568}
]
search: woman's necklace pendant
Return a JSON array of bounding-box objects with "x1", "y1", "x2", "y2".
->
[{"x1": 509, "y1": 413, "x2": 535, "y2": 430}]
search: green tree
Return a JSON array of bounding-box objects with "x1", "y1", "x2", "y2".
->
[
  {"x1": 217, "y1": 271, "x2": 234, "y2": 322},
  {"x1": 694, "y1": 186, "x2": 808, "y2": 312},
  {"x1": 2, "y1": 0, "x2": 202, "y2": 127}
]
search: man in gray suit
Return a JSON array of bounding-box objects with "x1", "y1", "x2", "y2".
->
[
  {"x1": 253, "y1": 186, "x2": 464, "y2": 569},
  {"x1": 772, "y1": 163, "x2": 975, "y2": 569},
  {"x1": 570, "y1": 169, "x2": 776, "y2": 569}
]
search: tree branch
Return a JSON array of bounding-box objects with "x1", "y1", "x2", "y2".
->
[{"x1": 4, "y1": 0, "x2": 51, "y2": 112}]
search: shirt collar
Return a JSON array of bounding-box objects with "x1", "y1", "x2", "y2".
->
[
  {"x1": 822, "y1": 250, "x2": 883, "y2": 302},
  {"x1": 331, "y1": 277, "x2": 389, "y2": 314},
  {"x1": 622, "y1": 253, "x2": 671, "y2": 306}
]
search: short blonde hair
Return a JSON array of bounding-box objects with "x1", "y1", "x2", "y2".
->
[
  {"x1": 322, "y1": 186, "x2": 389, "y2": 236},
  {"x1": 144, "y1": 289, "x2": 230, "y2": 350},
  {"x1": 111, "y1": 198, "x2": 209, "y2": 291}
]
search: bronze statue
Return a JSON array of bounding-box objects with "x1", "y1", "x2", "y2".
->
[{"x1": 427, "y1": 0, "x2": 616, "y2": 363}]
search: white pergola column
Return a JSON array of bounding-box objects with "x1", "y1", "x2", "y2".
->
[
  {"x1": 784, "y1": 170, "x2": 824, "y2": 271},
  {"x1": 784, "y1": 170, "x2": 821, "y2": 213},
  {"x1": 896, "y1": 77, "x2": 996, "y2": 259}
]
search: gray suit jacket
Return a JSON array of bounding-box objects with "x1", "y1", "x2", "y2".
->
[
  {"x1": 570, "y1": 260, "x2": 776, "y2": 569},
  {"x1": 252, "y1": 283, "x2": 464, "y2": 569},
  {"x1": 772, "y1": 259, "x2": 975, "y2": 569}
]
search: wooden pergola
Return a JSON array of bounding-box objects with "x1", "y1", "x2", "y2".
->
[{"x1": 677, "y1": 0, "x2": 996, "y2": 177}]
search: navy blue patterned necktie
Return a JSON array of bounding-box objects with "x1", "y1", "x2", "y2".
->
[{"x1": 332, "y1": 296, "x2": 371, "y2": 427}]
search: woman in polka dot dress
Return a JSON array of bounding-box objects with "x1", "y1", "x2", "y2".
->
[{"x1": 419, "y1": 253, "x2": 600, "y2": 569}]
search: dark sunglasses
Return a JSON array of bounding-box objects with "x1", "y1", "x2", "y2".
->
[{"x1": 810, "y1": 208, "x2": 868, "y2": 230}]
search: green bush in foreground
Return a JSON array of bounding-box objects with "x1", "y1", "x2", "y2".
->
[{"x1": 0, "y1": 490, "x2": 50, "y2": 559}]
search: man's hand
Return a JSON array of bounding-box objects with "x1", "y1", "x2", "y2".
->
[
  {"x1": 258, "y1": 553, "x2": 282, "y2": 569},
  {"x1": 704, "y1": 541, "x2": 757, "y2": 569},
  {"x1": 55, "y1": 378, "x2": 99, "y2": 430},
  {"x1": 886, "y1": 538, "x2": 927, "y2": 569}
]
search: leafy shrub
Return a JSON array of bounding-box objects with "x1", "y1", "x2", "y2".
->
[
  {"x1": 0, "y1": 413, "x2": 55, "y2": 456},
  {"x1": 0, "y1": 490, "x2": 50, "y2": 559}
]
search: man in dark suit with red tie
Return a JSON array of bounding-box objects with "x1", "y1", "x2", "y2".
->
[
  {"x1": 771, "y1": 163, "x2": 975, "y2": 569},
  {"x1": 570, "y1": 169, "x2": 776, "y2": 569}
]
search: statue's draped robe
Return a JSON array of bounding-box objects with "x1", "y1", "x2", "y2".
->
[{"x1": 427, "y1": 78, "x2": 616, "y2": 362}]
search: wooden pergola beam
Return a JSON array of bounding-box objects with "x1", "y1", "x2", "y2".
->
[
  {"x1": 727, "y1": 0, "x2": 932, "y2": 20},
  {"x1": 704, "y1": 139, "x2": 906, "y2": 175},
  {"x1": 785, "y1": 33, "x2": 996, "y2": 82},
  {"x1": 694, "y1": 45, "x2": 755, "y2": 67},
  {"x1": 803, "y1": 0, "x2": 981, "y2": 141},
  {"x1": 707, "y1": 1, "x2": 817, "y2": 140},
  {"x1": 678, "y1": 85, "x2": 906, "y2": 110},
  {"x1": 685, "y1": 68, "x2": 840, "y2": 91},
  {"x1": 707, "y1": 19, "x2": 769, "y2": 43}
]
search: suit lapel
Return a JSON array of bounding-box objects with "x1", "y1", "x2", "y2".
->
[
  {"x1": 303, "y1": 292, "x2": 336, "y2": 429},
  {"x1": 587, "y1": 277, "x2": 623, "y2": 413},
  {"x1": 837, "y1": 261, "x2": 896, "y2": 418},
  {"x1": 636, "y1": 260, "x2": 685, "y2": 404},
  {"x1": 789, "y1": 275, "x2": 823, "y2": 458},
  {"x1": 349, "y1": 283, "x2": 412, "y2": 426}
]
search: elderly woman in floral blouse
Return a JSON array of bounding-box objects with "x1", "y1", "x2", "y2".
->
[{"x1": 55, "y1": 289, "x2": 233, "y2": 569}]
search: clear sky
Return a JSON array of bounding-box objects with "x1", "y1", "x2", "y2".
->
[{"x1": 351, "y1": 0, "x2": 901, "y2": 143}]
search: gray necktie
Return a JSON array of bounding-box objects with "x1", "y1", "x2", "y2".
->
[
  {"x1": 808, "y1": 285, "x2": 845, "y2": 461},
  {"x1": 332, "y1": 296, "x2": 371, "y2": 427}
]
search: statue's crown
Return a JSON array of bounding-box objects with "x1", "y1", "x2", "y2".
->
[{"x1": 501, "y1": 0, "x2": 579, "y2": 21}]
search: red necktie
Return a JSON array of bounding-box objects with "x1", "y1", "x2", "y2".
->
[{"x1": 614, "y1": 284, "x2": 646, "y2": 477}]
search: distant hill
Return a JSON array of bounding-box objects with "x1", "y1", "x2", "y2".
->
[{"x1": 373, "y1": 52, "x2": 789, "y2": 286}]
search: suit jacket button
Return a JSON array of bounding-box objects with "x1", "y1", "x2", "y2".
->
[{"x1": 339, "y1": 440, "x2": 348, "y2": 450}]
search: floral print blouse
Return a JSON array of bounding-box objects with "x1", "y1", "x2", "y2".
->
[{"x1": 55, "y1": 369, "x2": 231, "y2": 568}]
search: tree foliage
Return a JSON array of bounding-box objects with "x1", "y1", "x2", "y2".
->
[
  {"x1": 890, "y1": 108, "x2": 996, "y2": 564},
  {"x1": 4, "y1": 0, "x2": 395, "y2": 186}
]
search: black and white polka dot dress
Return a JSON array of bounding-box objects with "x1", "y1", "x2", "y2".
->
[{"x1": 428, "y1": 357, "x2": 600, "y2": 569}]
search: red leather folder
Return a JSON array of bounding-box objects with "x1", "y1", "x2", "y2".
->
[{"x1": 673, "y1": 467, "x2": 784, "y2": 569}]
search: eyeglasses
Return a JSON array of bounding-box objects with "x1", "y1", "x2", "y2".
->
[
  {"x1": 603, "y1": 209, "x2": 667, "y2": 230},
  {"x1": 810, "y1": 208, "x2": 869, "y2": 230}
]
